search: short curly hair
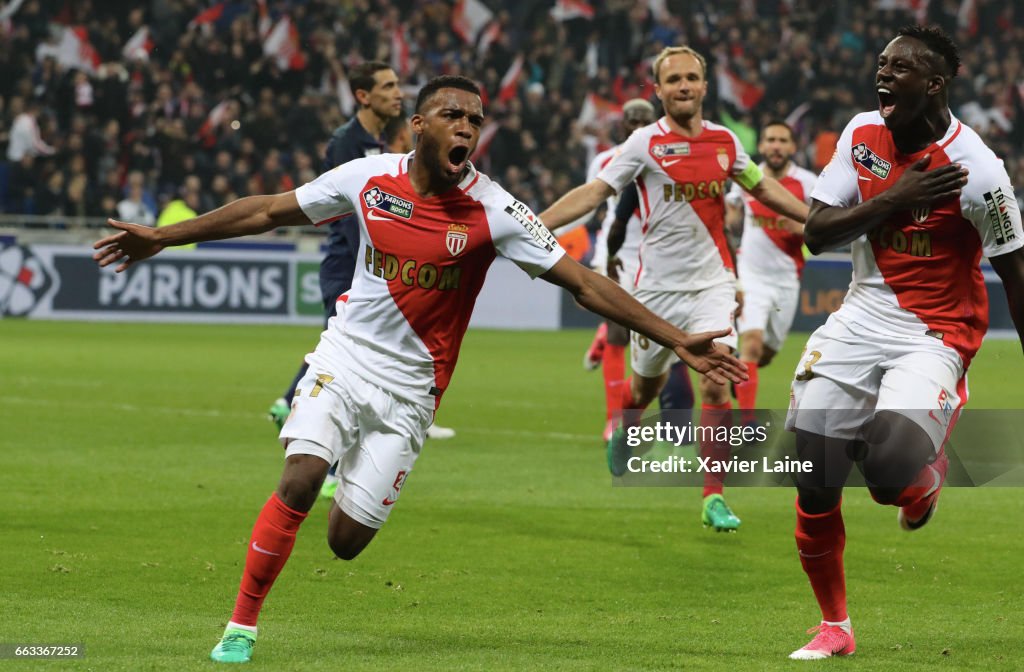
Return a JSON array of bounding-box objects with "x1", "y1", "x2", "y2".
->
[{"x1": 897, "y1": 24, "x2": 961, "y2": 78}]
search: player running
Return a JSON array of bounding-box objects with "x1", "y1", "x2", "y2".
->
[
  {"x1": 724, "y1": 121, "x2": 817, "y2": 424},
  {"x1": 92, "y1": 75, "x2": 747, "y2": 664},
  {"x1": 785, "y1": 25, "x2": 1024, "y2": 660},
  {"x1": 540, "y1": 46, "x2": 809, "y2": 531},
  {"x1": 266, "y1": 62, "x2": 456, "y2": 464}
]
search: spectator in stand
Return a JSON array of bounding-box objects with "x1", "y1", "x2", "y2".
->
[{"x1": 117, "y1": 170, "x2": 156, "y2": 226}]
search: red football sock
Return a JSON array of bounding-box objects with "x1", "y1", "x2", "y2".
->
[
  {"x1": 230, "y1": 493, "x2": 309, "y2": 626},
  {"x1": 603, "y1": 344, "x2": 626, "y2": 422},
  {"x1": 734, "y1": 362, "x2": 758, "y2": 425},
  {"x1": 795, "y1": 498, "x2": 848, "y2": 623},
  {"x1": 700, "y1": 402, "x2": 732, "y2": 497},
  {"x1": 618, "y1": 376, "x2": 651, "y2": 427}
]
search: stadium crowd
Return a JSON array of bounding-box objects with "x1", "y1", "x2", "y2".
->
[{"x1": 1, "y1": 0, "x2": 1021, "y2": 224}]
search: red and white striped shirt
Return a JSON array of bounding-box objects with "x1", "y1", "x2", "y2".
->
[{"x1": 296, "y1": 153, "x2": 565, "y2": 408}]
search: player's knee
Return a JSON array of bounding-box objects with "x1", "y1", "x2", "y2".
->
[
  {"x1": 277, "y1": 453, "x2": 330, "y2": 512},
  {"x1": 796, "y1": 486, "x2": 841, "y2": 514},
  {"x1": 606, "y1": 322, "x2": 629, "y2": 346},
  {"x1": 699, "y1": 376, "x2": 728, "y2": 403},
  {"x1": 859, "y1": 411, "x2": 934, "y2": 499},
  {"x1": 328, "y1": 533, "x2": 367, "y2": 561},
  {"x1": 327, "y1": 507, "x2": 378, "y2": 560},
  {"x1": 867, "y1": 485, "x2": 902, "y2": 506},
  {"x1": 758, "y1": 348, "x2": 776, "y2": 367}
]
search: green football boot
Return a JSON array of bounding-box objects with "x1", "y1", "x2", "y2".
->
[
  {"x1": 606, "y1": 424, "x2": 632, "y2": 476},
  {"x1": 319, "y1": 475, "x2": 339, "y2": 500},
  {"x1": 210, "y1": 627, "x2": 256, "y2": 663},
  {"x1": 702, "y1": 494, "x2": 741, "y2": 532},
  {"x1": 267, "y1": 398, "x2": 290, "y2": 431}
]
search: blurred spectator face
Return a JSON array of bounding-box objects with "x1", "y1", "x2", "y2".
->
[
  {"x1": 127, "y1": 170, "x2": 144, "y2": 190},
  {"x1": 184, "y1": 189, "x2": 200, "y2": 211},
  {"x1": 292, "y1": 150, "x2": 312, "y2": 171},
  {"x1": 758, "y1": 124, "x2": 797, "y2": 171},
  {"x1": 69, "y1": 154, "x2": 86, "y2": 175},
  {"x1": 211, "y1": 175, "x2": 229, "y2": 195},
  {"x1": 262, "y1": 151, "x2": 280, "y2": 173},
  {"x1": 358, "y1": 68, "x2": 403, "y2": 120},
  {"x1": 215, "y1": 151, "x2": 232, "y2": 172},
  {"x1": 654, "y1": 53, "x2": 707, "y2": 124}
]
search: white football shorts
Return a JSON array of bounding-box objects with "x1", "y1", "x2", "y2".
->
[
  {"x1": 736, "y1": 269, "x2": 800, "y2": 351},
  {"x1": 281, "y1": 367, "x2": 433, "y2": 528},
  {"x1": 785, "y1": 312, "x2": 967, "y2": 452},
  {"x1": 630, "y1": 282, "x2": 739, "y2": 378}
]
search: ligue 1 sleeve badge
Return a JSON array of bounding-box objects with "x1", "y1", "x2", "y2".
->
[
  {"x1": 0, "y1": 244, "x2": 55, "y2": 317},
  {"x1": 446, "y1": 224, "x2": 469, "y2": 256}
]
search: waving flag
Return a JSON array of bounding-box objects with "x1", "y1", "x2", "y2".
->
[
  {"x1": 715, "y1": 64, "x2": 764, "y2": 112},
  {"x1": 451, "y1": 0, "x2": 493, "y2": 44},
  {"x1": 122, "y1": 26, "x2": 154, "y2": 61}
]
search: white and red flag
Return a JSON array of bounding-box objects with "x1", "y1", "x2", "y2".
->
[
  {"x1": 122, "y1": 26, "x2": 154, "y2": 62},
  {"x1": 451, "y1": 0, "x2": 493, "y2": 44}
]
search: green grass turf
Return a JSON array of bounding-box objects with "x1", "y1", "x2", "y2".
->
[{"x1": 1, "y1": 320, "x2": 1021, "y2": 671}]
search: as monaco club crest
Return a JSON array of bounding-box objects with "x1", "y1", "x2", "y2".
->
[
  {"x1": 716, "y1": 148, "x2": 730, "y2": 171},
  {"x1": 446, "y1": 224, "x2": 469, "y2": 256}
]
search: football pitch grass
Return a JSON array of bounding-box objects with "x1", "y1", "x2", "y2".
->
[{"x1": 2, "y1": 320, "x2": 1021, "y2": 671}]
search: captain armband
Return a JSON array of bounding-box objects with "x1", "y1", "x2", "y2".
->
[{"x1": 734, "y1": 162, "x2": 764, "y2": 191}]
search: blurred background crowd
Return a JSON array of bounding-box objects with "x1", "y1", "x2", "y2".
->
[{"x1": 0, "y1": 0, "x2": 1021, "y2": 226}]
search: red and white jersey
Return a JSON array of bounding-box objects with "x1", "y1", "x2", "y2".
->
[
  {"x1": 296, "y1": 153, "x2": 565, "y2": 409},
  {"x1": 813, "y1": 111, "x2": 1023, "y2": 368},
  {"x1": 597, "y1": 117, "x2": 752, "y2": 291},
  {"x1": 587, "y1": 145, "x2": 642, "y2": 275},
  {"x1": 728, "y1": 162, "x2": 816, "y2": 279}
]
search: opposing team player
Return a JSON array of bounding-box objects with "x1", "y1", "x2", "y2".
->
[
  {"x1": 540, "y1": 46, "x2": 809, "y2": 531},
  {"x1": 785, "y1": 25, "x2": 1024, "y2": 659},
  {"x1": 92, "y1": 75, "x2": 747, "y2": 664},
  {"x1": 724, "y1": 121, "x2": 817, "y2": 422}
]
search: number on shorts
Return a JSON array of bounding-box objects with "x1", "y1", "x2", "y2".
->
[
  {"x1": 632, "y1": 333, "x2": 650, "y2": 350},
  {"x1": 309, "y1": 373, "x2": 335, "y2": 397},
  {"x1": 795, "y1": 350, "x2": 821, "y2": 381}
]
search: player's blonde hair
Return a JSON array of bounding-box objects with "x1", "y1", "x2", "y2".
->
[{"x1": 652, "y1": 46, "x2": 707, "y2": 84}]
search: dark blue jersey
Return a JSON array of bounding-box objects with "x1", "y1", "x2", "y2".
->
[{"x1": 319, "y1": 116, "x2": 386, "y2": 308}]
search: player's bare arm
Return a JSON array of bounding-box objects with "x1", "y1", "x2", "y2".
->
[
  {"x1": 804, "y1": 154, "x2": 969, "y2": 253},
  {"x1": 745, "y1": 175, "x2": 810, "y2": 224},
  {"x1": 605, "y1": 214, "x2": 627, "y2": 282},
  {"x1": 539, "y1": 179, "x2": 615, "y2": 231},
  {"x1": 989, "y1": 247, "x2": 1024, "y2": 354},
  {"x1": 540, "y1": 255, "x2": 748, "y2": 384},
  {"x1": 776, "y1": 216, "x2": 804, "y2": 235},
  {"x1": 724, "y1": 200, "x2": 744, "y2": 238},
  {"x1": 93, "y1": 192, "x2": 311, "y2": 272}
]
